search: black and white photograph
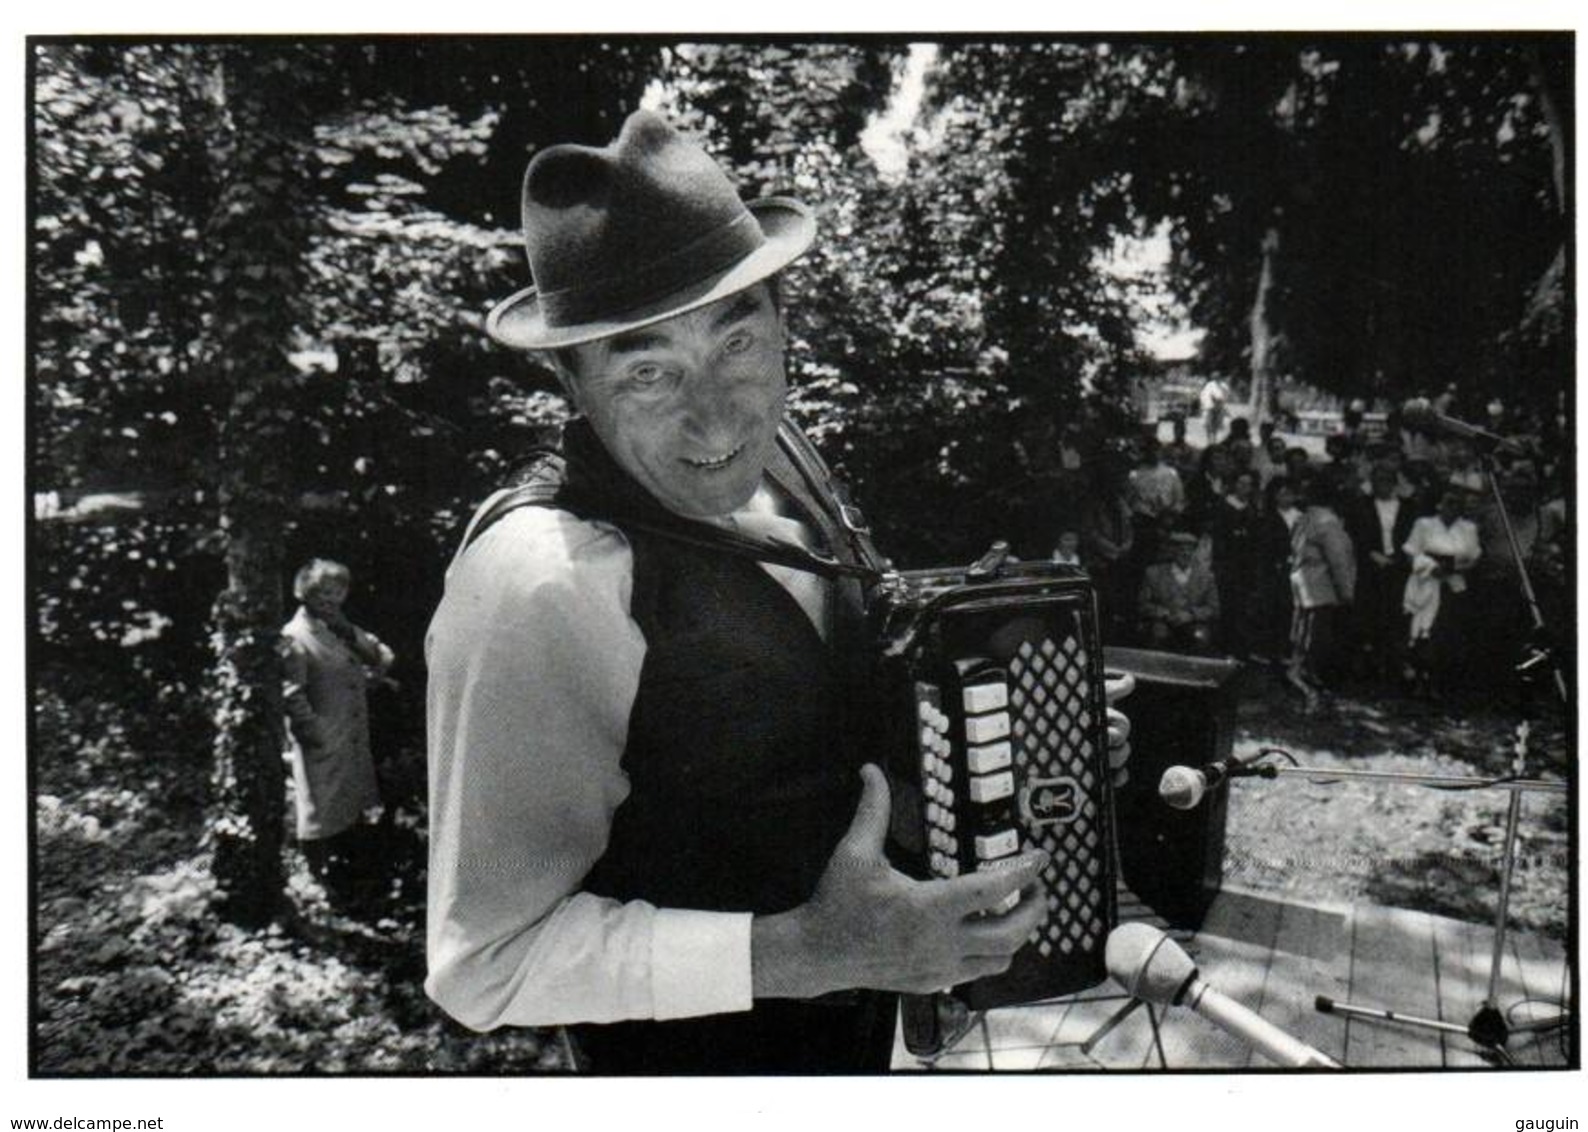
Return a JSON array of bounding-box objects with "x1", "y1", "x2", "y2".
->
[{"x1": 16, "y1": 13, "x2": 1581, "y2": 1128}]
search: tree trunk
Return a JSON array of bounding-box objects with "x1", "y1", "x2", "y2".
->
[
  {"x1": 204, "y1": 48, "x2": 321, "y2": 927},
  {"x1": 1247, "y1": 224, "x2": 1281, "y2": 430}
]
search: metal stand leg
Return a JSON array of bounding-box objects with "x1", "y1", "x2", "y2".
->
[
  {"x1": 1073, "y1": 996, "x2": 1171, "y2": 1069},
  {"x1": 1079, "y1": 996, "x2": 1145, "y2": 1057},
  {"x1": 1313, "y1": 717, "x2": 1570, "y2": 1061}
]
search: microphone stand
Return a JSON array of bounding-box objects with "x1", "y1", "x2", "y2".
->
[{"x1": 1311, "y1": 447, "x2": 1570, "y2": 1062}]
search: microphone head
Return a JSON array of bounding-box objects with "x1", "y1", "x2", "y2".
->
[
  {"x1": 1158, "y1": 765, "x2": 1205, "y2": 810},
  {"x1": 1105, "y1": 922, "x2": 1198, "y2": 1006}
]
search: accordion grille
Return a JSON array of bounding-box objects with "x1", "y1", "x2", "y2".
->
[{"x1": 1009, "y1": 634, "x2": 1108, "y2": 960}]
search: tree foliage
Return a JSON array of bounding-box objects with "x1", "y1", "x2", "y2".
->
[
  {"x1": 31, "y1": 34, "x2": 1573, "y2": 927},
  {"x1": 1116, "y1": 37, "x2": 1569, "y2": 410}
]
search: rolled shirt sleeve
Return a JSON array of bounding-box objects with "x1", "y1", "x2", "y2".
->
[{"x1": 424, "y1": 504, "x2": 753, "y2": 1029}]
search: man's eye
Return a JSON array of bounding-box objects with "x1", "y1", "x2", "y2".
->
[
  {"x1": 722, "y1": 330, "x2": 754, "y2": 355},
  {"x1": 629, "y1": 363, "x2": 667, "y2": 386}
]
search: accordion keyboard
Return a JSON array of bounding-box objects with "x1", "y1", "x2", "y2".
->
[{"x1": 908, "y1": 622, "x2": 1111, "y2": 1003}]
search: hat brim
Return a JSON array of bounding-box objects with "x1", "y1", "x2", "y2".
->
[{"x1": 485, "y1": 197, "x2": 816, "y2": 352}]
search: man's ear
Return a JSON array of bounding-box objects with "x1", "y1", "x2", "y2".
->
[{"x1": 541, "y1": 350, "x2": 585, "y2": 414}]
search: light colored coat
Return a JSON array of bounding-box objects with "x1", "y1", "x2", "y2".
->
[
  {"x1": 280, "y1": 606, "x2": 393, "y2": 840},
  {"x1": 1137, "y1": 559, "x2": 1220, "y2": 628},
  {"x1": 1289, "y1": 506, "x2": 1357, "y2": 609}
]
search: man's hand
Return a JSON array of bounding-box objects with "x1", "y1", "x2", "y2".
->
[
  {"x1": 1105, "y1": 670, "x2": 1134, "y2": 788},
  {"x1": 753, "y1": 765, "x2": 1048, "y2": 999}
]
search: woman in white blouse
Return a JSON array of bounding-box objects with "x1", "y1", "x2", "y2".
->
[{"x1": 1401, "y1": 487, "x2": 1482, "y2": 696}]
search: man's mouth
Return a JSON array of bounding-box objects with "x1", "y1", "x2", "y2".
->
[{"x1": 681, "y1": 442, "x2": 745, "y2": 471}]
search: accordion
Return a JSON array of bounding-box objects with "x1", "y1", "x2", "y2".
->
[{"x1": 872, "y1": 552, "x2": 1118, "y2": 1012}]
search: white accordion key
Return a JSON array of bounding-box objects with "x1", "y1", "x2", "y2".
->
[
  {"x1": 965, "y1": 740, "x2": 1012, "y2": 775},
  {"x1": 964, "y1": 713, "x2": 1010, "y2": 745},
  {"x1": 975, "y1": 828, "x2": 1020, "y2": 860},
  {"x1": 961, "y1": 681, "x2": 1008, "y2": 714},
  {"x1": 968, "y1": 770, "x2": 1015, "y2": 803}
]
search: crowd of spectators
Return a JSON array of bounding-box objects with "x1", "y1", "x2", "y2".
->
[{"x1": 1037, "y1": 397, "x2": 1570, "y2": 709}]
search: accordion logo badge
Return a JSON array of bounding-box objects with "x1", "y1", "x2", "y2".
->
[{"x1": 1020, "y1": 775, "x2": 1081, "y2": 828}]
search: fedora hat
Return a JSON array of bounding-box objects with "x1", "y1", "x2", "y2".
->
[{"x1": 486, "y1": 110, "x2": 816, "y2": 351}]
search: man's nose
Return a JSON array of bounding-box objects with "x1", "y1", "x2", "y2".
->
[{"x1": 675, "y1": 364, "x2": 736, "y2": 439}]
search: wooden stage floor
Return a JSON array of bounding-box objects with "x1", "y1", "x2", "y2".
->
[{"x1": 891, "y1": 884, "x2": 1572, "y2": 1071}]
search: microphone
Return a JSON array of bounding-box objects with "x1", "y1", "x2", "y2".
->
[
  {"x1": 1158, "y1": 752, "x2": 1275, "y2": 810},
  {"x1": 1105, "y1": 923, "x2": 1340, "y2": 1068},
  {"x1": 1400, "y1": 398, "x2": 1526, "y2": 455}
]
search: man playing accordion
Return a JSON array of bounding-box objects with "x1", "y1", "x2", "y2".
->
[{"x1": 424, "y1": 110, "x2": 1131, "y2": 1073}]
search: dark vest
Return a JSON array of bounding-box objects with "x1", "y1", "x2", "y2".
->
[{"x1": 518, "y1": 420, "x2": 894, "y2": 1073}]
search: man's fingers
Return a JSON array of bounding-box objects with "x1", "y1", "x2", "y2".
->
[
  {"x1": 835, "y1": 763, "x2": 892, "y2": 862},
  {"x1": 962, "y1": 888, "x2": 1046, "y2": 946},
  {"x1": 1106, "y1": 706, "x2": 1131, "y2": 748},
  {"x1": 936, "y1": 850, "x2": 1048, "y2": 916},
  {"x1": 1105, "y1": 670, "x2": 1136, "y2": 706},
  {"x1": 959, "y1": 954, "x2": 1017, "y2": 982}
]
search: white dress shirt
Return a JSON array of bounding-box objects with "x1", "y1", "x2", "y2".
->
[
  {"x1": 1373, "y1": 496, "x2": 1401, "y2": 556},
  {"x1": 424, "y1": 482, "x2": 824, "y2": 1031}
]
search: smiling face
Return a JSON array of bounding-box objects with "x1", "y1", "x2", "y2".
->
[
  {"x1": 303, "y1": 575, "x2": 349, "y2": 619},
  {"x1": 558, "y1": 284, "x2": 787, "y2": 518}
]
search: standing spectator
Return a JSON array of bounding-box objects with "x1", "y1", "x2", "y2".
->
[
  {"x1": 1253, "y1": 431, "x2": 1290, "y2": 488},
  {"x1": 1080, "y1": 453, "x2": 1138, "y2": 639},
  {"x1": 1225, "y1": 435, "x2": 1256, "y2": 480},
  {"x1": 1445, "y1": 438, "x2": 1487, "y2": 494},
  {"x1": 1185, "y1": 444, "x2": 1233, "y2": 532},
  {"x1": 1137, "y1": 530, "x2": 1220, "y2": 652},
  {"x1": 1337, "y1": 399, "x2": 1368, "y2": 448},
  {"x1": 281, "y1": 558, "x2": 396, "y2": 907},
  {"x1": 1345, "y1": 464, "x2": 1416, "y2": 681},
  {"x1": 1126, "y1": 438, "x2": 1186, "y2": 568},
  {"x1": 1355, "y1": 442, "x2": 1417, "y2": 501},
  {"x1": 1322, "y1": 432, "x2": 1356, "y2": 472},
  {"x1": 1401, "y1": 487, "x2": 1482, "y2": 698},
  {"x1": 1198, "y1": 376, "x2": 1231, "y2": 444},
  {"x1": 1161, "y1": 413, "x2": 1198, "y2": 483},
  {"x1": 1211, "y1": 469, "x2": 1263, "y2": 659},
  {"x1": 1283, "y1": 445, "x2": 1313, "y2": 489},
  {"x1": 1286, "y1": 474, "x2": 1357, "y2": 708},
  {"x1": 1256, "y1": 476, "x2": 1304, "y2": 663}
]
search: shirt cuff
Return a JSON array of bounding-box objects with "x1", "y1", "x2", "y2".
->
[{"x1": 649, "y1": 909, "x2": 753, "y2": 1020}]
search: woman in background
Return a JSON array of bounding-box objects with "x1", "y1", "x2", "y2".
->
[
  {"x1": 1285, "y1": 473, "x2": 1357, "y2": 709},
  {"x1": 281, "y1": 558, "x2": 395, "y2": 907},
  {"x1": 1401, "y1": 488, "x2": 1482, "y2": 699}
]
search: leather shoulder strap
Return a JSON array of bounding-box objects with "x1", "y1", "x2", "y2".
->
[{"x1": 774, "y1": 421, "x2": 891, "y2": 577}]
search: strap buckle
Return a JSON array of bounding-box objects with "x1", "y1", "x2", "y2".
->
[{"x1": 838, "y1": 503, "x2": 871, "y2": 536}]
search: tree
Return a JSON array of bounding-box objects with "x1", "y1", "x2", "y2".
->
[
  {"x1": 203, "y1": 44, "x2": 340, "y2": 926},
  {"x1": 33, "y1": 38, "x2": 666, "y2": 923},
  {"x1": 1131, "y1": 37, "x2": 1569, "y2": 412}
]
